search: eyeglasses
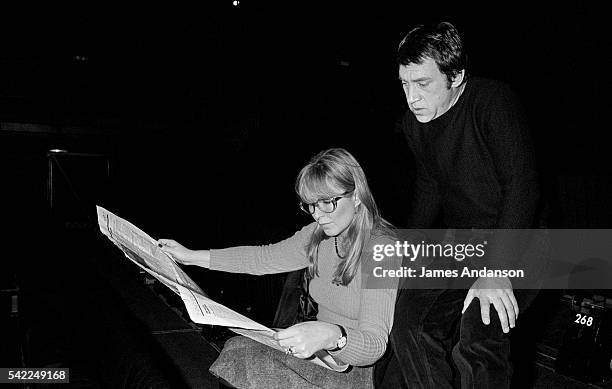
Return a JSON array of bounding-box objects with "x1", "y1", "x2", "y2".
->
[{"x1": 299, "y1": 192, "x2": 351, "y2": 215}]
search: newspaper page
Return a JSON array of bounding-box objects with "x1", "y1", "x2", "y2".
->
[
  {"x1": 96, "y1": 206, "x2": 266, "y2": 331},
  {"x1": 96, "y1": 205, "x2": 348, "y2": 372},
  {"x1": 96, "y1": 206, "x2": 203, "y2": 295},
  {"x1": 176, "y1": 283, "x2": 271, "y2": 331}
]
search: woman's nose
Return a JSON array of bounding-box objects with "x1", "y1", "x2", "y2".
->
[{"x1": 312, "y1": 206, "x2": 325, "y2": 221}]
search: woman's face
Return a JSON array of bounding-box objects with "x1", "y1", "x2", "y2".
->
[{"x1": 310, "y1": 186, "x2": 359, "y2": 237}]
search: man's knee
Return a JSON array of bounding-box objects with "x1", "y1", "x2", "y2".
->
[
  {"x1": 451, "y1": 300, "x2": 513, "y2": 388},
  {"x1": 460, "y1": 298, "x2": 509, "y2": 343}
]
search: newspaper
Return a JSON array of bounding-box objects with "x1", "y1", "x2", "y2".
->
[{"x1": 96, "y1": 206, "x2": 348, "y2": 372}]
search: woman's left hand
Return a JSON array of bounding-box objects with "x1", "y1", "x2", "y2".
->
[{"x1": 274, "y1": 321, "x2": 342, "y2": 359}]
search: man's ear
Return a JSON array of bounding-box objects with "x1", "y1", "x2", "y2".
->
[{"x1": 451, "y1": 69, "x2": 465, "y2": 88}]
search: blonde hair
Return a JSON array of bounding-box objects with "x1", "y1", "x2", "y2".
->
[{"x1": 295, "y1": 148, "x2": 392, "y2": 285}]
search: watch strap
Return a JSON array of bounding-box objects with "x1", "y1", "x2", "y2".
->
[{"x1": 330, "y1": 325, "x2": 347, "y2": 352}]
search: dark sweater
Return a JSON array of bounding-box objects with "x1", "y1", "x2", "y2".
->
[
  {"x1": 401, "y1": 77, "x2": 539, "y2": 230},
  {"x1": 401, "y1": 77, "x2": 540, "y2": 268}
]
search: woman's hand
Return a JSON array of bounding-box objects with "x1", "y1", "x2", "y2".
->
[
  {"x1": 157, "y1": 239, "x2": 210, "y2": 268},
  {"x1": 274, "y1": 321, "x2": 342, "y2": 359}
]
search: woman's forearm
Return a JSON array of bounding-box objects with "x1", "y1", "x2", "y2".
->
[{"x1": 186, "y1": 249, "x2": 210, "y2": 268}]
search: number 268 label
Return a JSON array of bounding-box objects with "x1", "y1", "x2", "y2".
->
[{"x1": 574, "y1": 313, "x2": 594, "y2": 327}]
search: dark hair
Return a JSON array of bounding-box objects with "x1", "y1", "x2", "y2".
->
[{"x1": 397, "y1": 22, "x2": 467, "y2": 86}]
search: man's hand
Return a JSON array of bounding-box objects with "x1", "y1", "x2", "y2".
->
[{"x1": 462, "y1": 276, "x2": 518, "y2": 333}]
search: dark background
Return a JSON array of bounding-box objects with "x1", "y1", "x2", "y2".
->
[
  {"x1": 3, "y1": 3, "x2": 609, "y2": 231},
  {"x1": 0, "y1": 2, "x2": 610, "y2": 385}
]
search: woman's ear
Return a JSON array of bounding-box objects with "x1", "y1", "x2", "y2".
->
[{"x1": 354, "y1": 194, "x2": 361, "y2": 208}]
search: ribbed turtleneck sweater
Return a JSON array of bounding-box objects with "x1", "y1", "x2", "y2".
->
[{"x1": 210, "y1": 222, "x2": 397, "y2": 367}]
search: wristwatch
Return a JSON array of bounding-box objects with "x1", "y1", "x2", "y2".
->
[{"x1": 330, "y1": 325, "x2": 347, "y2": 351}]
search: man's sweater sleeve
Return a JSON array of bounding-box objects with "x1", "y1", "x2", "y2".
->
[
  {"x1": 209, "y1": 223, "x2": 314, "y2": 275},
  {"x1": 402, "y1": 114, "x2": 442, "y2": 229},
  {"x1": 408, "y1": 155, "x2": 442, "y2": 229}
]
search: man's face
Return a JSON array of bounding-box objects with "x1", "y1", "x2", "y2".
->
[{"x1": 399, "y1": 57, "x2": 462, "y2": 123}]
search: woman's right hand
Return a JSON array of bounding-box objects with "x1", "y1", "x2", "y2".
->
[{"x1": 157, "y1": 239, "x2": 210, "y2": 268}]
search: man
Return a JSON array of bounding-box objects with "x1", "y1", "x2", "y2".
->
[{"x1": 375, "y1": 22, "x2": 542, "y2": 388}]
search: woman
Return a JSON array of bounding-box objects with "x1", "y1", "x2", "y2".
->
[{"x1": 159, "y1": 148, "x2": 398, "y2": 389}]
